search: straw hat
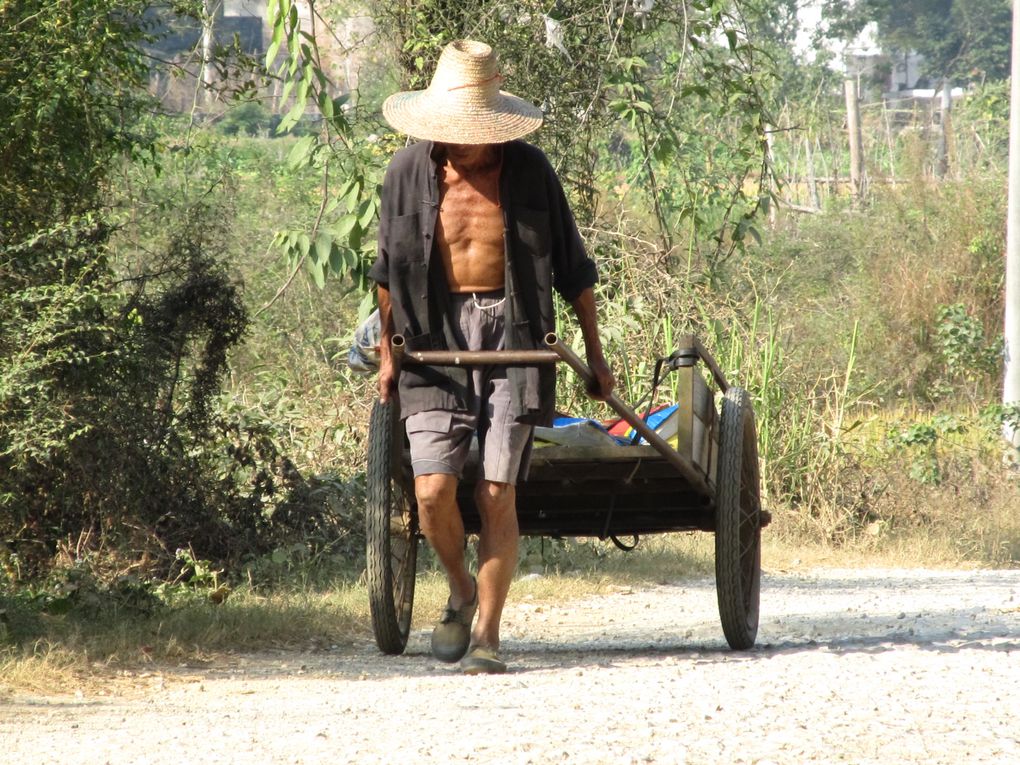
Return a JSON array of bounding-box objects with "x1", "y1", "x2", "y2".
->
[{"x1": 382, "y1": 40, "x2": 544, "y2": 145}]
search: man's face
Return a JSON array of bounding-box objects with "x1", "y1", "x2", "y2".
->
[{"x1": 441, "y1": 143, "x2": 498, "y2": 166}]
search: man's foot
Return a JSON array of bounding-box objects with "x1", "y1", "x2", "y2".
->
[
  {"x1": 430, "y1": 578, "x2": 477, "y2": 663},
  {"x1": 460, "y1": 644, "x2": 507, "y2": 675}
]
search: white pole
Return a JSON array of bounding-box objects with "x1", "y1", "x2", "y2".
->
[
  {"x1": 200, "y1": 0, "x2": 219, "y2": 103},
  {"x1": 1004, "y1": 0, "x2": 1020, "y2": 448}
]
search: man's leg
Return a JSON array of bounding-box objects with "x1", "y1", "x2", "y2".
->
[
  {"x1": 414, "y1": 472, "x2": 475, "y2": 608},
  {"x1": 471, "y1": 479, "x2": 519, "y2": 649}
]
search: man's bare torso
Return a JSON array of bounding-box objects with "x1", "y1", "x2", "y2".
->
[{"x1": 436, "y1": 144, "x2": 504, "y2": 293}]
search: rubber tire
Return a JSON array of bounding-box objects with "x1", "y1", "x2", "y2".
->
[
  {"x1": 715, "y1": 386, "x2": 762, "y2": 650},
  {"x1": 366, "y1": 398, "x2": 418, "y2": 655}
]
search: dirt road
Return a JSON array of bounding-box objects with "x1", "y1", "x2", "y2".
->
[{"x1": 3, "y1": 567, "x2": 1019, "y2": 764}]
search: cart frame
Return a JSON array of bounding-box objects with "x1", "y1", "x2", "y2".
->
[{"x1": 365, "y1": 334, "x2": 765, "y2": 655}]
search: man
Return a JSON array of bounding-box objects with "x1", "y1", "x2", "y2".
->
[{"x1": 370, "y1": 39, "x2": 614, "y2": 675}]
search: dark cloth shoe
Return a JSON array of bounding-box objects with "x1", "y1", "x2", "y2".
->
[
  {"x1": 461, "y1": 644, "x2": 507, "y2": 675},
  {"x1": 430, "y1": 578, "x2": 477, "y2": 663}
]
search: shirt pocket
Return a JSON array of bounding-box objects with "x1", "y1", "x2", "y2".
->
[
  {"x1": 513, "y1": 206, "x2": 550, "y2": 258},
  {"x1": 384, "y1": 211, "x2": 423, "y2": 268}
]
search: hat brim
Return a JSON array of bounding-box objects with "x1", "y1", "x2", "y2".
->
[{"x1": 382, "y1": 90, "x2": 544, "y2": 144}]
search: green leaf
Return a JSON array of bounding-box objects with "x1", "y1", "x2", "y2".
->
[
  {"x1": 337, "y1": 177, "x2": 361, "y2": 207},
  {"x1": 305, "y1": 257, "x2": 325, "y2": 289},
  {"x1": 356, "y1": 198, "x2": 376, "y2": 228},
  {"x1": 329, "y1": 244, "x2": 344, "y2": 274},
  {"x1": 286, "y1": 135, "x2": 315, "y2": 169},
  {"x1": 348, "y1": 224, "x2": 363, "y2": 252},
  {"x1": 318, "y1": 91, "x2": 334, "y2": 119},
  {"x1": 314, "y1": 231, "x2": 333, "y2": 264},
  {"x1": 278, "y1": 99, "x2": 307, "y2": 134},
  {"x1": 266, "y1": 33, "x2": 283, "y2": 69},
  {"x1": 333, "y1": 214, "x2": 358, "y2": 239},
  {"x1": 358, "y1": 290, "x2": 377, "y2": 319},
  {"x1": 278, "y1": 77, "x2": 295, "y2": 108}
]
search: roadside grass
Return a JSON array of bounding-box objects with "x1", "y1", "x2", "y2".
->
[
  {"x1": 4, "y1": 392, "x2": 1015, "y2": 699},
  {"x1": 5, "y1": 517, "x2": 1018, "y2": 698}
]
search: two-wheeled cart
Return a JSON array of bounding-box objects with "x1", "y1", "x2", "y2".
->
[{"x1": 365, "y1": 333, "x2": 767, "y2": 654}]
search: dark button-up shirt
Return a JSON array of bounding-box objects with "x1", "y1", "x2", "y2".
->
[{"x1": 370, "y1": 140, "x2": 598, "y2": 425}]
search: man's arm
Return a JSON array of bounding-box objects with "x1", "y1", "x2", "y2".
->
[
  {"x1": 377, "y1": 284, "x2": 396, "y2": 403},
  {"x1": 569, "y1": 287, "x2": 615, "y2": 401}
]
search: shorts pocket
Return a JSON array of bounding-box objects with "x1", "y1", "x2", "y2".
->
[{"x1": 405, "y1": 410, "x2": 454, "y2": 435}]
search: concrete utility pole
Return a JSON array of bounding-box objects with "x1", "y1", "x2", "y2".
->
[
  {"x1": 200, "y1": 0, "x2": 220, "y2": 103},
  {"x1": 1004, "y1": 0, "x2": 1020, "y2": 448},
  {"x1": 844, "y1": 78, "x2": 864, "y2": 198}
]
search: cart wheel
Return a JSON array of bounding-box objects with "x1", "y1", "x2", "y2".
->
[
  {"x1": 715, "y1": 386, "x2": 762, "y2": 650},
  {"x1": 366, "y1": 398, "x2": 419, "y2": 654}
]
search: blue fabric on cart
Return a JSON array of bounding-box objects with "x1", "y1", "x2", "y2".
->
[{"x1": 551, "y1": 404, "x2": 681, "y2": 446}]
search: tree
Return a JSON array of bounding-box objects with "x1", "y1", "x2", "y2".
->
[
  {"x1": 822, "y1": 0, "x2": 1012, "y2": 84},
  {"x1": 0, "y1": 0, "x2": 155, "y2": 243},
  {"x1": 0, "y1": 0, "x2": 311, "y2": 574}
]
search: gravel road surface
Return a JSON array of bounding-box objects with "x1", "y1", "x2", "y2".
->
[{"x1": 3, "y1": 567, "x2": 1019, "y2": 764}]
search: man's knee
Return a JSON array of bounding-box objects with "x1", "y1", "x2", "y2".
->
[
  {"x1": 415, "y1": 473, "x2": 458, "y2": 518},
  {"x1": 475, "y1": 480, "x2": 515, "y2": 513}
]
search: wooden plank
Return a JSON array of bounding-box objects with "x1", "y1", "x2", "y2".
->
[{"x1": 527, "y1": 444, "x2": 665, "y2": 463}]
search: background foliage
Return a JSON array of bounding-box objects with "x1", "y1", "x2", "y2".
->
[{"x1": 1, "y1": 0, "x2": 1018, "y2": 609}]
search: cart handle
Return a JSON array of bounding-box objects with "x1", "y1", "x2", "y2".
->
[{"x1": 391, "y1": 334, "x2": 559, "y2": 366}]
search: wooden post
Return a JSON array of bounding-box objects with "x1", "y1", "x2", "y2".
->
[
  {"x1": 805, "y1": 136, "x2": 820, "y2": 209},
  {"x1": 883, "y1": 100, "x2": 897, "y2": 180},
  {"x1": 844, "y1": 78, "x2": 865, "y2": 198}
]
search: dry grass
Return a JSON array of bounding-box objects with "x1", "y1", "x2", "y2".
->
[
  {"x1": 0, "y1": 585, "x2": 369, "y2": 697},
  {"x1": 3, "y1": 473, "x2": 1015, "y2": 701}
]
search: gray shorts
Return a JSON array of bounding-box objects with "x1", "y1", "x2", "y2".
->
[{"x1": 404, "y1": 291, "x2": 533, "y2": 485}]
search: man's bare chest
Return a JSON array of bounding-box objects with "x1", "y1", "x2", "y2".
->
[{"x1": 437, "y1": 167, "x2": 503, "y2": 243}]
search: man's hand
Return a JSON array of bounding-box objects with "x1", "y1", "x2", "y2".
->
[
  {"x1": 378, "y1": 359, "x2": 396, "y2": 404},
  {"x1": 376, "y1": 285, "x2": 396, "y2": 404},
  {"x1": 569, "y1": 287, "x2": 615, "y2": 402},
  {"x1": 586, "y1": 353, "x2": 615, "y2": 401}
]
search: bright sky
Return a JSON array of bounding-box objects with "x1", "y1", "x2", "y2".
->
[{"x1": 795, "y1": 0, "x2": 881, "y2": 60}]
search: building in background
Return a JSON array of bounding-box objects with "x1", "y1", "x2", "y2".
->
[{"x1": 145, "y1": 1, "x2": 375, "y2": 118}]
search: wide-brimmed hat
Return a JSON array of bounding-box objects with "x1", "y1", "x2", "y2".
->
[{"x1": 382, "y1": 40, "x2": 543, "y2": 145}]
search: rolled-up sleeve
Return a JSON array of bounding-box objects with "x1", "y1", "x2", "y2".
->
[
  {"x1": 369, "y1": 166, "x2": 396, "y2": 287},
  {"x1": 544, "y1": 160, "x2": 597, "y2": 301}
]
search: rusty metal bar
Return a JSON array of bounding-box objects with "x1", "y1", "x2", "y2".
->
[
  {"x1": 544, "y1": 333, "x2": 713, "y2": 498},
  {"x1": 390, "y1": 333, "x2": 406, "y2": 375},
  {"x1": 390, "y1": 335, "x2": 559, "y2": 366}
]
